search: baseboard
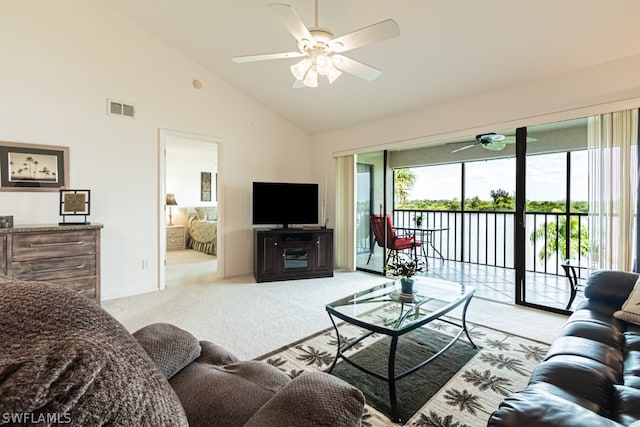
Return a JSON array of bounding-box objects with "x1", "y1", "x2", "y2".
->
[{"x1": 101, "y1": 286, "x2": 161, "y2": 301}]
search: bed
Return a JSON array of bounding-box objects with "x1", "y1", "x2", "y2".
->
[{"x1": 187, "y1": 206, "x2": 217, "y2": 255}]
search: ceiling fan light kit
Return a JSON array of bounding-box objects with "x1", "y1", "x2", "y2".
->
[
  {"x1": 291, "y1": 47, "x2": 343, "y2": 87},
  {"x1": 232, "y1": 1, "x2": 399, "y2": 88}
]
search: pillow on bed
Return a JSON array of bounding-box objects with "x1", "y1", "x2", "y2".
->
[{"x1": 195, "y1": 207, "x2": 217, "y2": 221}]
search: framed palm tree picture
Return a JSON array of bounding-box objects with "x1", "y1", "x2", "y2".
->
[{"x1": 0, "y1": 141, "x2": 69, "y2": 192}]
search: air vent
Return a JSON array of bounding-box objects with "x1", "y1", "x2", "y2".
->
[{"x1": 107, "y1": 99, "x2": 135, "y2": 118}]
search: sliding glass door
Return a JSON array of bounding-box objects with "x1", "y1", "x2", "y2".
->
[
  {"x1": 518, "y1": 119, "x2": 590, "y2": 312},
  {"x1": 355, "y1": 151, "x2": 387, "y2": 274}
]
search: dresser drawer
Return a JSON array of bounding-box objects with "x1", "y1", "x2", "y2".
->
[
  {"x1": 11, "y1": 255, "x2": 97, "y2": 281},
  {"x1": 55, "y1": 277, "x2": 97, "y2": 300},
  {"x1": 12, "y1": 230, "x2": 97, "y2": 261},
  {"x1": 167, "y1": 227, "x2": 184, "y2": 238},
  {"x1": 167, "y1": 236, "x2": 185, "y2": 246}
]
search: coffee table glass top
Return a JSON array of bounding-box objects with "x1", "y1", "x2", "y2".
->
[{"x1": 326, "y1": 277, "x2": 474, "y2": 334}]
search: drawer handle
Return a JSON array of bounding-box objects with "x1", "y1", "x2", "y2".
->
[
  {"x1": 29, "y1": 240, "x2": 85, "y2": 248},
  {"x1": 29, "y1": 264, "x2": 86, "y2": 274}
]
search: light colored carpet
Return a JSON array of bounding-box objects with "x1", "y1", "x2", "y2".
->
[{"x1": 102, "y1": 250, "x2": 567, "y2": 361}]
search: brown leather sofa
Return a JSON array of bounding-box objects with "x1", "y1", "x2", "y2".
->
[
  {"x1": 0, "y1": 279, "x2": 365, "y2": 426},
  {"x1": 488, "y1": 270, "x2": 640, "y2": 427}
]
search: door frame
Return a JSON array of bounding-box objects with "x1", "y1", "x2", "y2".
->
[{"x1": 158, "y1": 129, "x2": 223, "y2": 289}]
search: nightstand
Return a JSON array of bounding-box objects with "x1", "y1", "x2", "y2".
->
[{"x1": 167, "y1": 225, "x2": 186, "y2": 251}]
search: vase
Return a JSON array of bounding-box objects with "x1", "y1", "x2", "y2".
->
[{"x1": 400, "y1": 278, "x2": 414, "y2": 294}]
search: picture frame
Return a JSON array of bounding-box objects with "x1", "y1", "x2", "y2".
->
[
  {"x1": 0, "y1": 141, "x2": 69, "y2": 192},
  {"x1": 59, "y1": 189, "x2": 91, "y2": 225},
  {"x1": 201, "y1": 171, "x2": 212, "y2": 202}
]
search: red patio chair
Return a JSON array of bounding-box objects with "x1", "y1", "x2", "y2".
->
[{"x1": 367, "y1": 214, "x2": 422, "y2": 265}]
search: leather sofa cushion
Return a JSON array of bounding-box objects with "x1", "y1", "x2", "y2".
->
[
  {"x1": 625, "y1": 328, "x2": 640, "y2": 350},
  {"x1": 535, "y1": 354, "x2": 619, "y2": 385},
  {"x1": 489, "y1": 383, "x2": 623, "y2": 427},
  {"x1": 585, "y1": 270, "x2": 639, "y2": 306},
  {"x1": 545, "y1": 336, "x2": 623, "y2": 370},
  {"x1": 561, "y1": 319, "x2": 624, "y2": 348},
  {"x1": 570, "y1": 302, "x2": 625, "y2": 325},
  {"x1": 612, "y1": 385, "x2": 640, "y2": 425},
  {"x1": 529, "y1": 359, "x2": 616, "y2": 416}
]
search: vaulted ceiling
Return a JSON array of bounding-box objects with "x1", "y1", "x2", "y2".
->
[{"x1": 105, "y1": 0, "x2": 640, "y2": 135}]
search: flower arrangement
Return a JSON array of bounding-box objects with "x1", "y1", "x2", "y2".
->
[{"x1": 384, "y1": 254, "x2": 423, "y2": 279}]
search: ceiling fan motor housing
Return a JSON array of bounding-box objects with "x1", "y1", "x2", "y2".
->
[{"x1": 476, "y1": 133, "x2": 505, "y2": 144}]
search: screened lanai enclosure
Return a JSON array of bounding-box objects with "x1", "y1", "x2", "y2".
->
[{"x1": 353, "y1": 110, "x2": 639, "y2": 314}]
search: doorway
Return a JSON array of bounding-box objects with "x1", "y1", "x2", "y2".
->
[{"x1": 158, "y1": 130, "x2": 221, "y2": 290}]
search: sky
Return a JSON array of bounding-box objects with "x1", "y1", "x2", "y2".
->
[{"x1": 406, "y1": 151, "x2": 589, "y2": 202}]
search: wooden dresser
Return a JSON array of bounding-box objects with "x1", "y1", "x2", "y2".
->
[{"x1": 0, "y1": 224, "x2": 103, "y2": 304}]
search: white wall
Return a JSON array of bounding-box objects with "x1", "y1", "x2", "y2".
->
[
  {"x1": 311, "y1": 55, "x2": 640, "y2": 268},
  {"x1": 166, "y1": 137, "x2": 217, "y2": 210},
  {"x1": 0, "y1": 1, "x2": 313, "y2": 299}
]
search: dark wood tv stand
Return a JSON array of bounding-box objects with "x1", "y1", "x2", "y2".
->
[{"x1": 254, "y1": 228, "x2": 334, "y2": 283}]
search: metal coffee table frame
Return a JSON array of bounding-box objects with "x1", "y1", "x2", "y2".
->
[{"x1": 325, "y1": 280, "x2": 477, "y2": 424}]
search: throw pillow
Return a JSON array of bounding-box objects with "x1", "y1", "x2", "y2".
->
[
  {"x1": 194, "y1": 206, "x2": 217, "y2": 221},
  {"x1": 614, "y1": 276, "x2": 640, "y2": 326},
  {"x1": 195, "y1": 207, "x2": 207, "y2": 221},
  {"x1": 133, "y1": 323, "x2": 202, "y2": 379}
]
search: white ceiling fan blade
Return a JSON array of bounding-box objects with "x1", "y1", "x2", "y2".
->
[
  {"x1": 330, "y1": 19, "x2": 400, "y2": 53},
  {"x1": 332, "y1": 55, "x2": 381, "y2": 81},
  {"x1": 232, "y1": 51, "x2": 306, "y2": 63},
  {"x1": 451, "y1": 144, "x2": 477, "y2": 154},
  {"x1": 268, "y1": 3, "x2": 313, "y2": 44}
]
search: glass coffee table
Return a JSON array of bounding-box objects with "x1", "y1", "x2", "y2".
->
[{"x1": 325, "y1": 277, "x2": 477, "y2": 424}]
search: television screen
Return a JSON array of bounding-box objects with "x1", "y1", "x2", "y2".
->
[{"x1": 253, "y1": 182, "x2": 319, "y2": 228}]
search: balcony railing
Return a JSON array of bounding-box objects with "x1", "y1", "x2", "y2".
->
[{"x1": 392, "y1": 209, "x2": 589, "y2": 277}]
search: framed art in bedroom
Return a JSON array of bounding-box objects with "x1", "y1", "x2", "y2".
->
[
  {"x1": 0, "y1": 141, "x2": 69, "y2": 192},
  {"x1": 201, "y1": 171, "x2": 212, "y2": 202}
]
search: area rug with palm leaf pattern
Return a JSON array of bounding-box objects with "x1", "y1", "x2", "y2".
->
[{"x1": 256, "y1": 319, "x2": 549, "y2": 426}]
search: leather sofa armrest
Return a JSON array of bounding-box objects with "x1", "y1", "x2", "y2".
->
[
  {"x1": 488, "y1": 384, "x2": 624, "y2": 427},
  {"x1": 243, "y1": 371, "x2": 365, "y2": 427},
  {"x1": 584, "y1": 270, "x2": 639, "y2": 306}
]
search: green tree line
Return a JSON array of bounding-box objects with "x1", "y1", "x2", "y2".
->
[{"x1": 394, "y1": 168, "x2": 590, "y2": 261}]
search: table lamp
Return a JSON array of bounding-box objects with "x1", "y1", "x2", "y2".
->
[{"x1": 166, "y1": 193, "x2": 178, "y2": 226}]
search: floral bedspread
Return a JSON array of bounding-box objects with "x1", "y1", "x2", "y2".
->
[{"x1": 188, "y1": 216, "x2": 217, "y2": 255}]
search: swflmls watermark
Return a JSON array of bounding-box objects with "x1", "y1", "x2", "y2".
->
[{"x1": 1, "y1": 412, "x2": 71, "y2": 425}]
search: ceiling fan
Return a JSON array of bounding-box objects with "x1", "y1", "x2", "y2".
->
[
  {"x1": 450, "y1": 133, "x2": 537, "y2": 153},
  {"x1": 231, "y1": 1, "x2": 400, "y2": 88}
]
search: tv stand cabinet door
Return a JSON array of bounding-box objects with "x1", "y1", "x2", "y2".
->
[
  {"x1": 315, "y1": 231, "x2": 333, "y2": 274},
  {"x1": 255, "y1": 232, "x2": 279, "y2": 278}
]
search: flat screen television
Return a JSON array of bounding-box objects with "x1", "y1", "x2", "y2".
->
[{"x1": 252, "y1": 181, "x2": 319, "y2": 229}]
